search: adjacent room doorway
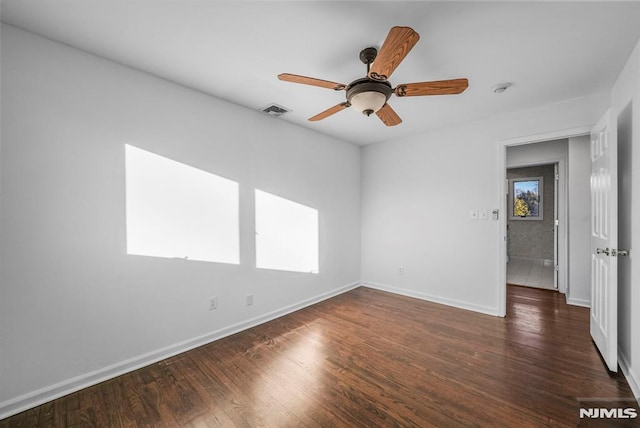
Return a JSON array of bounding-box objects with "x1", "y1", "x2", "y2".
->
[
  {"x1": 504, "y1": 139, "x2": 569, "y2": 296},
  {"x1": 496, "y1": 127, "x2": 591, "y2": 317},
  {"x1": 506, "y1": 162, "x2": 559, "y2": 290}
]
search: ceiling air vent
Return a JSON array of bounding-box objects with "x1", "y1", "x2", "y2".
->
[{"x1": 261, "y1": 103, "x2": 291, "y2": 117}]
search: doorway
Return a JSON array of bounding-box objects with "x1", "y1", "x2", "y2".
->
[
  {"x1": 496, "y1": 127, "x2": 592, "y2": 317},
  {"x1": 506, "y1": 162, "x2": 558, "y2": 290},
  {"x1": 504, "y1": 139, "x2": 568, "y2": 296}
]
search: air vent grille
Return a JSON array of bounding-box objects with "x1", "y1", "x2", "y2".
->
[{"x1": 261, "y1": 103, "x2": 291, "y2": 117}]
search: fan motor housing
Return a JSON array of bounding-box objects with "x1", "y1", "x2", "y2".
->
[{"x1": 359, "y1": 47, "x2": 378, "y2": 65}]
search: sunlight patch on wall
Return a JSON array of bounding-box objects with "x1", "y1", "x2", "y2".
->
[
  {"x1": 125, "y1": 144, "x2": 239, "y2": 264},
  {"x1": 255, "y1": 190, "x2": 319, "y2": 274}
]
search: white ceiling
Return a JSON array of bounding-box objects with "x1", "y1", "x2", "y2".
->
[{"x1": 3, "y1": 1, "x2": 640, "y2": 145}]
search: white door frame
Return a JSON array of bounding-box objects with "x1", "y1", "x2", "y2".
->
[
  {"x1": 554, "y1": 162, "x2": 560, "y2": 289},
  {"x1": 497, "y1": 126, "x2": 592, "y2": 317}
]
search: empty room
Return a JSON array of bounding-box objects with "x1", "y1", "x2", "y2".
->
[{"x1": 2, "y1": 1, "x2": 640, "y2": 426}]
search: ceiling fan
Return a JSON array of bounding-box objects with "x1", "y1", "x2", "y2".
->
[{"x1": 278, "y1": 26, "x2": 468, "y2": 126}]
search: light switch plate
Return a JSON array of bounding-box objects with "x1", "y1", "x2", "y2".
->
[
  {"x1": 469, "y1": 210, "x2": 479, "y2": 220},
  {"x1": 479, "y1": 210, "x2": 488, "y2": 220}
]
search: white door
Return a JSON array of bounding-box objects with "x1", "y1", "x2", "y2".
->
[{"x1": 590, "y1": 108, "x2": 618, "y2": 372}]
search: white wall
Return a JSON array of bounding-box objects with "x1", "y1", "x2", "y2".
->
[
  {"x1": 361, "y1": 93, "x2": 608, "y2": 315},
  {"x1": 506, "y1": 139, "x2": 568, "y2": 168},
  {"x1": 612, "y1": 35, "x2": 640, "y2": 400},
  {"x1": 0, "y1": 25, "x2": 361, "y2": 417},
  {"x1": 567, "y1": 135, "x2": 591, "y2": 306}
]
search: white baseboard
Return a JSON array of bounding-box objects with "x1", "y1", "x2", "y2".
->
[
  {"x1": 619, "y1": 349, "x2": 640, "y2": 404},
  {"x1": 565, "y1": 296, "x2": 590, "y2": 308},
  {"x1": 362, "y1": 281, "x2": 499, "y2": 317},
  {"x1": 0, "y1": 281, "x2": 361, "y2": 421}
]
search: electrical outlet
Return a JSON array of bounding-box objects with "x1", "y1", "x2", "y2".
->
[
  {"x1": 209, "y1": 296, "x2": 218, "y2": 311},
  {"x1": 398, "y1": 266, "x2": 405, "y2": 275},
  {"x1": 246, "y1": 294, "x2": 254, "y2": 307}
]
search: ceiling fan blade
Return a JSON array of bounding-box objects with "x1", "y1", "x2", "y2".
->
[
  {"x1": 376, "y1": 103, "x2": 402, "y2": 127},
  {"x1": 309, "y1": 102, "x2": 350, "y2": 122},
  {"x1": 369, "y1": 26, "x2": 420, "y2": 81},
  {"x1": 278, "y1": 73, "x2": 347, "y2": 91},
  {"x1": 394, "y1": 78, "x2": 469, "y2": 97}
]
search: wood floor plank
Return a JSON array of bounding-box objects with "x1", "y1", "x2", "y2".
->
[{"x1": 1, "y1": 285, "x2": 637, "y2": 427}]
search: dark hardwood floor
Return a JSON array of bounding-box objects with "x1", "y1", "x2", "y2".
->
[{"x1": 2, "y1": 285, "x2": 636, "y2": 427}]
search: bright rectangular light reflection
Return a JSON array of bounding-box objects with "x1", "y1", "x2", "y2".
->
[
  {"x1": 255, "y1": 190, "x2": 319, "y2": 273},
  {"x1": 125, "y1": 144, "x2": 239, "y2": 264}
]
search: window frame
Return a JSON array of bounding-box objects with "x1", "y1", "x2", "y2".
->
[{"x1": 508, "y1": 176, "x2": 544, "y2": 221}]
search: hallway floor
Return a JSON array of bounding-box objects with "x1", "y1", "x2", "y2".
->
[{"x1": 507, "y1": 256, "x2": 555, "y2": 289}]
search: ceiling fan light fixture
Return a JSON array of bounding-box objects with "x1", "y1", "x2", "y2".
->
[
  {"x1": 278, "y1": 26, "x2": 468, "y2": 126},
  {"x1": 346, "y1": 78, "x2": 392, "y2": 116},
  {"x1": 350, "y1": 91, "x2": 387, "y2": 116}
]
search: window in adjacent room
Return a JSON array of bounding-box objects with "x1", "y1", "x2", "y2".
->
[
  {"x1": 509, "y1": 176, "x2": 543, "y2": 220},
  {"x1": 125, "y1": 144, "x2": 239, "y2": 264},
  {"x1": 255, "y1": 189, "x2": 319, "y2": 273}
]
